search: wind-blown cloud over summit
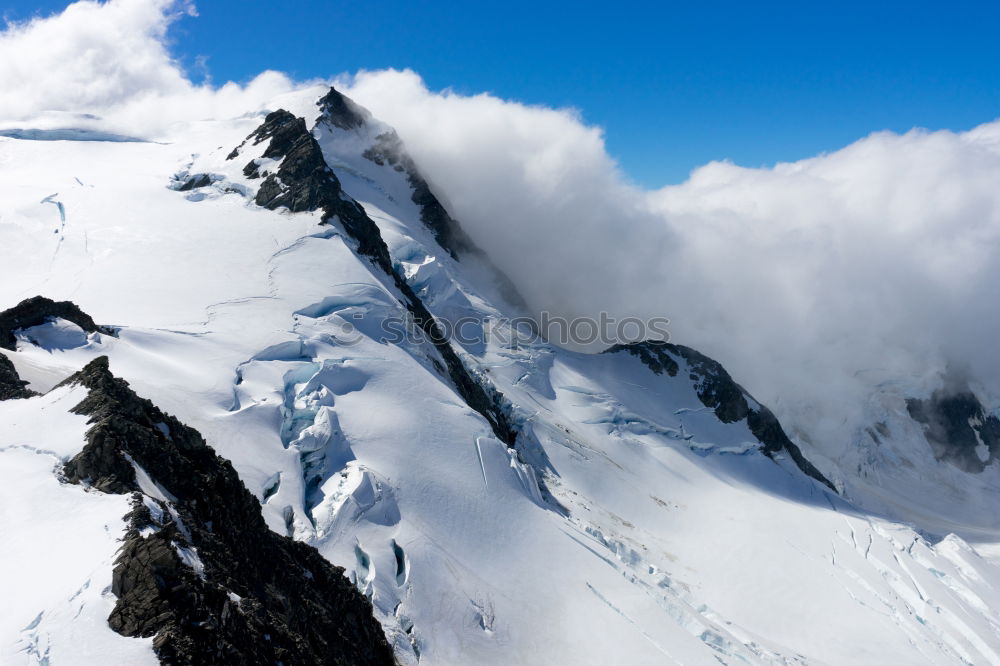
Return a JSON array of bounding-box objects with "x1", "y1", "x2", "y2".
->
[
  {"x1": 4, "y1": 0, "x2": 1000, "y2": 456},
  {"x1": 343, "y1": 70, "x2": 1000, "y2": 439}
]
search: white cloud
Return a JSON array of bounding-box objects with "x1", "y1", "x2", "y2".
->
[
  {"x1": 340, "y1": 69, "x2": 674, "y2": 317},
  {"x1": 0, "y1": 0, "x2": 300, "y2": 137},
  {"x1": 341, "y1": 70, "x2": 1000, "y2": 452}
]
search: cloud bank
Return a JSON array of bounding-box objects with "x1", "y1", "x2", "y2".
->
[
  {"x1": 343, "y1": 70, "x2": 1000, "y2": 452},
  {"x1": 0, "y1": 0, "x2": 298, "y2": 136},
  {"x1": 5, "y1": 0, "x2": 1000, "y2": 458}
]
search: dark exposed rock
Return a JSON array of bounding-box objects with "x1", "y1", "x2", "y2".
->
[
  {"x1": 313, "y1": 85, "x2": 474, "y2": 260},
  {"x1": 907, "y1": 389, "x2": 1000, "y2": 473},
  {"x1": 248, "y1": 111, "x2": 340, "y2": 212},
  {"x1": 226, "y1": 109, "x2": 304, "y2": 163},
  {"x1": 318, "y1": 87, "x2": 369, "y2": 131},
  {"x1": 0, "y1": 296, "x2": 115, "y2": 351},
  {"x1": 177, "y1": 174, "x2": 213, "y2": 191},
  {"x1": 396, "y1": 282, "x2": 518, "y2": 445},
  {"x1": 236, "y1": 109, "x2": 518, "y2": 446},
  {"x1": 0, "y1": 354, "x2": 36, "y2": 400},
  {"x1": 242, "y1": 160, "x2": 262, "y2": 179},
  {"x1": 62, "y1": 357, "x2": 395, "y2": 665},
  {"x1": 607, "y1": 341, "x2": 679, "y2": 378},
  {"x1": 361, "y1": 130, "x2": 471, "y2": 259},
  {"x1": 241, "y1": 110, "x2": 395, "y2": 268},
  {"x1": 329, "y1": 90, "x2": 526, "y2": 307},
  {"x1": 607, "y1": 341, "x2": 836, "y2": 492}
]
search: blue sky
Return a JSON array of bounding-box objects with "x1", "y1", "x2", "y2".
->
[{"x1": 5, "y1": 0, "x2": 1000, "y2": 186}]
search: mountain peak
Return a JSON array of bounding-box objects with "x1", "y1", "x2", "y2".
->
[{"x1": 318, "y1": 86, "x2": 370, "y2": 131}]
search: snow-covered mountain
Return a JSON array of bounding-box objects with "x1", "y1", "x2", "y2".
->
[{"x1": 4, "y1": 85, "x2": 1000, "y2": 665}]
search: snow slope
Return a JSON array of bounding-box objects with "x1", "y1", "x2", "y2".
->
[
  {"x1": 3, "y1": 86, "x2": 1000, "y2": 664},
  {"x1": 0, "y1": 385, "x2": 157, "y2": 665}
]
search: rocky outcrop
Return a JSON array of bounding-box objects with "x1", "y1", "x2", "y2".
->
[
  {"x1": 361, "y1": 129, "x2": 472, "y2": 259},
  {"x1": 242, "y1": 111, "x2": 341, "y2": 207},
  {"x1": 62, "y1": 357, "x2": 395, "y2": 665},
  {"x1": 176, "y1": 173, "x2": 213, "y2": 191},
  {"x1": 607, "y1": 341, "x2": 836, "y2": 492},
  {"x1": 317, "y1": 87, "x2": 369, "y2": 131},
  {"x1": 608, "y1": 341, "x2": 679, "y2": 377},
  {"x1": 310, "y1": 86, "x2": 472, "y2": 261},
  {"x1": 233, "y1": 109, "x2": 398, "y2": 271},
  {"x1": 233, "y1": 109, "x2": 518, "y2": 446},
  {"x1": 0, "y1": 296, "x2": 115, "y2": 350},
  {"x1": 327, "y1": 88, "x2": 526, "y2": 307},
  {"x1": 0, "y1": 354, "x2": 36, "y2": 400},
  {"x1": 399, "y1": 288, "x2": 517, "y2": 445},
  {"x1": 907, "y1": 389, "x2": 1000, "y2": 473}
]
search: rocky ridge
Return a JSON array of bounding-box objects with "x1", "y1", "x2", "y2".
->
[
  {"x1": 61, "y1": 356, "x2": 395, "y2": 665},
  {"x1": 228, "y1": 95, "x2": 519, "y2": 446},
  {"x1": 607, "y1": 340, "x2": 837, "y2": 491},
  {"x1": 0, "y1": 295, "x2": 115, "y2": 351}
]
